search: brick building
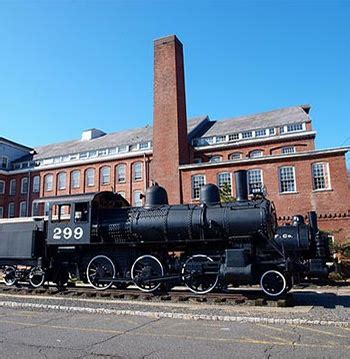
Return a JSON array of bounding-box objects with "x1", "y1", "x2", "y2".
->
[{"x1": 0, "y1": 35, "x2": 349, "y2": 243}]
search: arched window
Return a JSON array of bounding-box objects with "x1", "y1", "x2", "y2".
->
[
  {"x1": 116, "y1": 164, "x2": 126, "y2": 183},
  {"x1": 209, "y1": 155, "x2": 222, "y2": 163},
  {"x1": 229, "y1": 152, "x2": 242, "y2": 160},
  {"x1": 133, "y1": 162, "x2": 142, "y2": 181},
  {"x1": 57, "y1": 172, "x2": 67, "y2": 190},
  {"x1": 85, "y1": 168, "x2": 95, "y2": 187},
  {"x1": 133, "y1": 190, "x2": 143, "y2": 207},
  {"x1": 32, "y1": 176, "x2": 40, "y2": 193},
  {"x1": 0, "y1": 180, "x2": 5, "y2": 194},
  {"x1": 71, "y1": 170, "x2": 80, "y2": 189},
  {"x1": 44, "y1": 174, "x2": 53, "y2": 192},
  {"x1": 9, "y1": 179, "x2": 16, "y2": 195},
  {"x1": 21, "y1": 177, "x2": 28, "y2": 194},
  {"x1": 249, "y1": 150, "x2": 263, "y2": 158},
  {"x1": 100, "y1": 166, "x2": 111, "y2": 185}
]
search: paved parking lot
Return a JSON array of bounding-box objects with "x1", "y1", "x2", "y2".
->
[{"x1": 0, "y1": 305, "x2": 349, "y2": 358}]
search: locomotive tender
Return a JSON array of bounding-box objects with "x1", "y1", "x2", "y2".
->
[{"x1": 0, "y1": 170, "x2": 330, "y2": 297}]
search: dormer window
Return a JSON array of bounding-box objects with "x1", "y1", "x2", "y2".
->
[
  {"x1": 228, "y1": 133, "x2": 239, "y2": 141},
  {"x1": 242, "y1": 131, "x2": 253, "y2": 139},
  {"x1": 216, "y1": 135, "x2": 227, "y2": 143},
  {"x1": 1, "y1": 156, "x2": 9, "y2": 169},
  {"x1": 255, "y1": 129, "x2": 267, "y2": 137}
]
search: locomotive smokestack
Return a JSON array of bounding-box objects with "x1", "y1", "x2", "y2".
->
[{"x1": 234, "y1": 170, "x2": 248, "y2": 202}]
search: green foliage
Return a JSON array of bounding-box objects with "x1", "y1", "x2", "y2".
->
[{"x1": 219, "y1": 182, "x2": 235, "y2": 203}]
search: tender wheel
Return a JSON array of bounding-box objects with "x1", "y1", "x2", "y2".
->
[
  {"x1": 29, "y1": 267, "x2": 46, "y2": 288},
  {"x1": 181, "y1": 255, "x2": 219, "y2": 294},
  {"x1": 87, "y1": 255, "x2": 115, "y2": 290},
  {"x1": 260, "y1": 270, "x2": 287, "y2": 297},
  {"x1": 131, "y1": 255, "x2": 164, "y2": 293},
  {"x1": 4, "y1": 266, "x2": 17, "y2": 286}
]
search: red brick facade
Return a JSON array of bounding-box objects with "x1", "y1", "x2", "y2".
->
[{"x1": 0, "y1": 35, "x2": 349, "y2": 244}]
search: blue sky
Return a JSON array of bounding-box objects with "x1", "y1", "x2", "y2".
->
[{"x1": 0, "y1": 0, "x2": 349, "y2": 162}]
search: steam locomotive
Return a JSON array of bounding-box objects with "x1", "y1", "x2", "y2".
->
[{"x1": 0, "y1": 170, "x2": 330, "y2": 297}]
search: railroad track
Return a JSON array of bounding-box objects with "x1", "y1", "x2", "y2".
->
[{"x1": 0, "y1": 282, "x2": 294, "y2": 307}]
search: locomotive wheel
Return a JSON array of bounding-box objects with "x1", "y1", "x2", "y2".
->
[
  {"x1": 4, "y1": 266, "x2": 17, "y2": 286},
  {"x1": 29, "y1": 267, "x2": 46, "y2": 288},
  {"x1": 260, "y1": 270, "x2": 287, "y2": 297},
  {"x1": 131, "y1": 255, "x2": 164, "y2": 293},
  {"x1": 181, "y1": 255, "x2": 219, "y2": 295},
  {"x1": 87, "y1": 255, "x2": 115, "y2": 290}
]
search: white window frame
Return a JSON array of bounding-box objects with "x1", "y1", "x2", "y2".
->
[
  {"x1": 71, "y1": 170, "x2": 80, "y2": 189},
  {"x1": 247, "y1": 169, "x2": 263, "y2": 194},
  {"x1": 8, "y1": 203, "x2": 15, "y2": 218},
  {"x1": 217, "y1": 172, "x2": 232, "y2": 192},
  {"x1": 100, "y1": 166, "x2": 111, "y2": 185},
  {"x1": 279, "y1": 166, "x2": 297, "y2": 193},
  {"x1": 133, "y1": 162, "x2": 143, "y2": 181},
  {"x1": 45, "y1": 174, "x2": 53, "y2": 192},
  {"x1": 116, "y1": 164, "x2": 126, "y2": 183},
  {"x1": 312, "y1": 162, "x2": 331, "y2": 191},
  {"x1": 282, "y1": 146, "x2": 296, "y2": 154},
  {"x1": 21, "y1": 177, "x2": 28, "y2": 194},
  {"x1": 191, "y1": 174, "x2": 206, "y2": 200},
  {"x1": 133, "y1": 190, "x2": 143, "y2": 207},
  {"x1": 19, "y1": 201, "x2": 27, "y2": 217},
  {"x1": 86, "y1": 168, "x2": 95, "y2": 187},
  {"x1": 9, "y1": 179, "x2": 16, "y2": 195},
  {"x1": 58, "y1": 172, "x2": 67, "y2": 190},
  {"x1": 32, "y1": 175, "x2": 40, "y2": 193},
  {"x1": 0, "y1": 180, "x2": 5, "y2": 194}
]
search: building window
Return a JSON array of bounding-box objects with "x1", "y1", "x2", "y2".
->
[
  {"x1": 191, "y1": 174, "x2": 206, "y2": 199},
  {"x1": 44, "y1": 202, "x2": 50, "y2": 216},
  {"x1": 287, "y1": 123, "x2": 304, "y2": 132},
  {"x1": 0, "y1": 207, "x2": 3, "y2": 218},
  {"x1": 133, "y1": 162, "x2": 142, "y2": 181},
  {"x1": 209, "y1": 155, "x2": 222, "y2": 163},
  {"x1": 45, "y1": 174, "x2": 53, "y2": 192},
  {"x1": 216, "y1": 135, "x2": 227, "y2": 143},
  {"x1": 228, "y1": 133, "x2": 239, "y2": 141},
  {"x1": 0, "y1": 180, "x2": 5, "y2": 194},
  {"x1": 19, "y1": 201, "x2": 27, "y2": 217},
  {"x1": 32, "y1": 202, "x2": 40, "y2": 216},
  {"x1": 58, "y1": 172, "x2": 67, "y2": 190},
  {"x1": 116, "y1": 164, "x2": 126, "y2": 183},
  {"x1": 1, "y1": 156, "x2": 8, "y2": 169},
  {"x1": 21, "y1": 177, "x2": 28, "y2": 194},
  {"x1": 9, "y1": 179, "x2": 16, "y2": 195},
  {"x1": 312, "y1": 163, "x2": 330, "y2": 190},
  {"x1": 32, "y1": 176, "x2": 40, "y2": 193},
  {"x1": 279, "y1": 166, "x2": 296, "y2": 193},
  {"x1": 133, "y1": 190, "x2": 143, "y2": 207},
  {"x1": 217, "y1": 173, "x2": 232, "y2": 192},
  {"x1": 242, "y1": 131, "x2": 253, "y2": 139},
  {"x1": 118, "y1": 191, "x2": 126, "y2": 198},
  {"x1": 282, "y1": 146, "x2": 296, "y2": 154},
  {"x1": 249, "y1": 150, "x2": 263, "y2": 158},
  {"x1": 255, "y1": 129, "x2": 267, "y2": 137},
  {"x1": 229, "y1": 152, "x2": 242, "y2": 160},
  {"x1": 100, "y1": 166, "x2": 111, "y2": 185},
  {"x1": 247, "y1": 169, "x2": 263, "y2": 194},
  {"x1": 269, "y1": 128, "x2": 275, "y2": 135},
  {"x1": 86, "y1": 168, "x2": 95, "y2": 187},
  {"x1": 139, "y1": 142, "x2": 150, "y2": 150},
  {"x1": 71, "y1": 170, "x2": 80, "y2": 189},
  {"x1": 8, "y1": 203, "x2": 15, "y2": 218}
]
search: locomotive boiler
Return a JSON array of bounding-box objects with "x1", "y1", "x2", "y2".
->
[{"x1": 0, "y1": 170, "x2": 330, "y2": 297}]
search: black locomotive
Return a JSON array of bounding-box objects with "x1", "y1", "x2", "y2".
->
[{"x1": 0, "y1": 170, "x2": 330, "y2": 297}]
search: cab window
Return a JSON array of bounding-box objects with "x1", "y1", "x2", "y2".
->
[
  {"x1": 51, "y1": 204, "x2": 71, "y2": 223},
  {"x1": 74, "y1": 202, "x2": 89, "y2": 223}
]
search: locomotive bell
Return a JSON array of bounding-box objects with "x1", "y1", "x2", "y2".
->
[
  {"x1": 200, "y1": 184, "x2": 220, "y2": 205},
  {"x1": 144, "y1": 185, "x2": 169, "y2": 208}
]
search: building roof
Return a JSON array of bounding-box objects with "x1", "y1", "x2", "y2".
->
[
  {"x1": 27, "y1": 116, "x2": 208, "y2": 161},
  {"x1": 0, "y1": 137, "x2": 33, "y2": 152},
  {"x1": 201, "y1": 105, "x2": 311, "y2": 137}
]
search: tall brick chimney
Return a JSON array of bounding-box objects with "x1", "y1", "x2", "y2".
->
[{"x1": 152, "y1": 35, "x2": 189, "y2": 203}]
